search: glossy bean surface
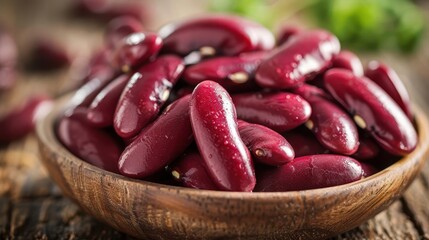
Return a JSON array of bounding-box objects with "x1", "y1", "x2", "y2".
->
[
  {"x1": 352, "y1": 134, "x2": 380, "y2": 161},
  {"x1": 282, "y1": 129, "x2": 329, "y2": 157},
  {"x1": 304, "y1": 95, "x2": 359, "y2": 155},
  {"x1": 57, "y1": 107, "x2": 122, "y2": 173},
  {"x1": 105, "y1": 16, "x2": 144, "y2": 50},
  {"x1": 332, "y1": 50, "x2": 363, "y2": 77},
  {"x1": 365, "y1": 61, "x2": 413, "y2": 120},
  {"x1": 276, "y1": 25, "x2": 301, "y2": 46},
  {"x1": 238, "y1": 120, "x2": 294, "y2": 166},
  {"x1": 190, "y1": 81, "x2": 255, "y2": 192},
  {"x1": 159, "y1": 15, "x2": 274, "y2": 56},
  {"x1": 119, "y1": 95, "x2": 193, "y2": 178},
  {"x1": 87, "y1": 74, "x2": 129, "y2": 127},
  {"x1": 183, "y1": 51, "x2": 268, "y2": 92},
  {"x1": 232, "y1": 92, "x2": 311, "y2": 132},
  {"x1": 0, "y1": 96, "x2": 52, "y2": 144},
  {"x1": 112, "y1": 32, "x2": 162, "y2": 72},
  {"x1": 254, "y1": 154, "x2": 365, "y2": 192},
  {"x1": 70, "y1": 66, "x2": 116, "y2": 107},
  {"x1": 292, "y1": 84, "x2": 332, "y2": 101},
  {"x1": 114, "y1": 55, "x2": 184, "y2": 138},
  {"x1": 170, "y1": 151, "x2": 219, "y2": 190},
  {"x1": 255, "y1": 30, "x2": 340, "y2": 89},
  {"x1": 324, "y1": 69, "x2": 417, "y2": 156}
]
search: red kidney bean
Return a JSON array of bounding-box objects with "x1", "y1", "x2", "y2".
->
[
  {"x1": 159, "y1": 15, "x2": 274, "y2": 57},
  {"x1": 57, "y1": 107, "x2": 122, "y2": 174},
  {"x1": 276, "y1": 25, "x2": 301, "y2": 46},
  {"x1": 112, "y1": 32, "x2": 162, "y2": 72},
  {"x1": 282, "y1": 128, "x2": 329, "y2": 157},
  {"x1": 28, "y1": 38, "x2": 71, "y2": 71},
  {"x1": 0, "y1": 66, "x2": 16, "y2": 91},
  {"x1": 170, "y1": 151, "x2": 219, "y2": 190},
  {"x1": 232, "y1": 92, "x2": 311, "y2": 132},
  {"x1": 365, "y1": 61, "x2": 413, "y2": 120},
  {"x1": 360, "y1": 162, "x2": 378, "y2": 177},
  {"x1": 255, "y1": 30, "x2": 340, "y2": 89},
  {"x1": 183, "y1": 51, "x2": 268, "y2": 92},
  {"x1": 87, "y1": 74, "x2": 129, "y2": 127},
  {"x1": 69, "y1": 66, "x2": 116, "y2": 107},
  {"x1": 119, "y1": 95, "x2": 193, "y2": 178},
  {"x1": 324, "y1": 69, "x2": 417, "y2": 156},
  {"x1": 190, "y1": 81, "x2": 255, "y2": 192},
  {"x1": 302, "y1": 95, "x2": 359, "y2": 155},
  {"x1": 291, "y1": 83, "x2": 332, "y2": 101},
  {"x1": 332, "y1": 50, "x2": 363, "y2": 77},
  {"x1": 114, "y1": 55, "x2": 184, "y2": 139},
  {"x1": 238, "y1": 120, "x2": 294, "y2": 166},
  {"x1": 254, "y1": 154, "x2": 365, "y2": 192},
  {"x1": 0, "y1": 95, "x2": 52, "y2": 144},
  {"x1": 352, "y1": 134, "x2": 380, "y2": 161},
  {"x1": 105, "y1": 16, "x2": 144, "y2": 50}
]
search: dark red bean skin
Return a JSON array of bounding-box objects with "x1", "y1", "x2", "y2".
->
[
  {"x1": 114, "y1": 55, "x2": 184, "y2": 139},
  {"x1": 352, "y1": 134, "x2": 380, "y2": 161},
  {"x1": 282, "y1": 129, "x2": 329, "y2": 157},
  {"x1": 324, "y1": 69, "x2": 417, "y2": 156},
  {"x1": 255, "y1": 30, "x2": 340, "y2": 89},
  {"x1": 0, "y1": 95, "x2": 52, "y2": 144},
  {"x1": 254, "y1": 154, "x2": 365, "y2": 192},
  {"x1": 276, "y1": 25, "x2": 301, "y2": 46},
  {"x1": 159, "y1": 15, "x2": 274, "y2": 56},
  {"x1": 182, "y1": 51, "x2": 268, "y2": 92},
  {"x1": 170, "y1": 151, "x2": 219, "y2": 190},
  {"x1": 118, "y1": 95, "x2": 194, "y2": 178},
  {"x1": 69, "y1": 66, "x2": 116, "y2": 107},
  {"x1": 332, "y1": 50, "x2": 363, "y2": 77},
  {"x1": 112, "y1": 32, "x2": 162, "y2": 72},
  {"x1": 87, "y1": 74, "x2": 129, "y2": 127},
  {"x1": 105, "y1": 16, "x2": 144, "y2": 50},
  {"x1": 291, "y1": 84, "x2": 332, "y2": 101},
  {"x1": 190, "y1": 81, "x2": 255, "y2": 192},
  {"x1": 232, "y1": 92, "x2": 311, "y2": 132},
  {"x1": 304, "y1": 95, "x2": 359, "y2": 155},
  {"x1": 360, "y1": 162, "x2": 378, "y2": 177},
  {"x1": 238, "y1": 120, "x2": 294, "y2": 166},
  {"x1": 365, "y1": 61, "x2": 413, "y2": 120},
  {"x1": 57, "y1": 107, "x2": 122, "y2": 174}
]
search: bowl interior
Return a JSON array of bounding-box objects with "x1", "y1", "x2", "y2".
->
[{"x1": 36, "y1": 98, "x2": 429, "y2": 240}]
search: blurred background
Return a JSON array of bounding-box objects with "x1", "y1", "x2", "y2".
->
[{"x1": 0, "y1": 0, "x2": 429, "y2": 238}]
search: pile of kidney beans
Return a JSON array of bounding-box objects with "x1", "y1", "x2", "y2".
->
[{"x1": 56, "y1": 15, "x2": 418, "y2": 192}]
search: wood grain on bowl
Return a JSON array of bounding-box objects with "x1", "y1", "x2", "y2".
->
[{"x1": 36, "y1": 97, "x2": 429, "y2": 240}]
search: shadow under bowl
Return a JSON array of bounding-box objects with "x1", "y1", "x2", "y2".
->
[{"x1": 36, "y1": 98, "x2": 429, "y2": 240}]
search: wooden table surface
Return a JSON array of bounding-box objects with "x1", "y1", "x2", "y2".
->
[{"x1": 1, "y1": 0, "x2": 429, "y2": 239}]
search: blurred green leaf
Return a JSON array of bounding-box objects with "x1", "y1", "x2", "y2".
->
[{"x1": 207, "y1": 0, "x2": 425, "y2": 52}]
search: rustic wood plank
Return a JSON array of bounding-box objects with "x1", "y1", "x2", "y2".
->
[
  {"x1": 9, "y1": 197, "x2": 128, "y2": 240},
  {"x1": 402, "y1": 171, "x2": 429, "y2": 239},
  {"x1": 333, "y1": 201, "x2": 421, "y2": 240}
]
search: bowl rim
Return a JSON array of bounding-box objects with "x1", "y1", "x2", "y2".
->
[{"x1": 36, "y1": 96, "x2": 429, "y2": 200}]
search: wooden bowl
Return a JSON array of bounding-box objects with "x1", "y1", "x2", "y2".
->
[{"x1": 36, "y1": 98, "x2": 429, "y2": 240}]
